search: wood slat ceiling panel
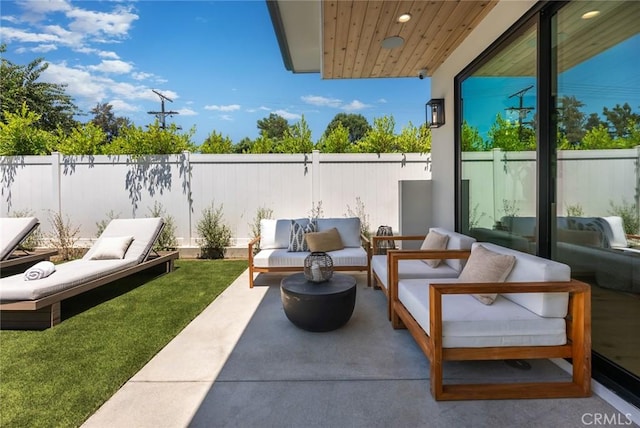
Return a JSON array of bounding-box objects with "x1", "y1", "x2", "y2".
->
[{"x1": 321, "y1": 0, "x2": 498, "y2": 79}]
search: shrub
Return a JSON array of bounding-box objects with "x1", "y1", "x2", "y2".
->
[
  {"x1": 566, "y1": 203, "x2": 584, "y2": 217},
  {"x1": 309, "y1": 200, "x2": 324, "y2": 219},
  {"x1": 609, "y1": 199, "x2": 639, "y2": 235},
  {"x1": 345, "y1": 197, "x2": 371, "y2": 239},
  {"x1": 249, "y1": 206, "x2": 274, "y2": 254},
  {"x1": 147, "y1": 202, "x2": 177, "y2": 251},
  {"x1": 48, "y1": 211, "x2": 81, "y2": 261},
  {"x1": 197, "y1": 202, "x2": 232, "y2": 259}
]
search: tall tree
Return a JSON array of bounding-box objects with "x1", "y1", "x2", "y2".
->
[
  {"x1": 602, "y1": 103, "x2": 639, "y2": 138},
  {"x1": 90, "y1": 102, "x2": 131, "y2": 143},
  {"x1": 200, "y1": 130, "x2": 233, "y2": 153},
  {"x1": 277, "y1": 115, "x2": 313, "y2": 153},
  {"x1": 257, "y1": 113, "x2": 289, "y2": 140},
  {"x1": 323, "y1": 113, "x2": 371, "y2": 143},
  {"x1": 0, "y1": 103, "x2": 56, "y2": 155},
  {"x1": 317, "y1": 123, "x2": 351, "y2": 153},
  {"x1": 558, "y1": 95, "x2": 585, "y2": 144},
  {"x1": 0, "y1": 44, "x2": 78, "y2": 133},
  {"x1": 585, "y1": 113, "x2": 604, "y2": 132},
  {"x1": 354, "y1": 115, "x2": 396, "y2": 154}
]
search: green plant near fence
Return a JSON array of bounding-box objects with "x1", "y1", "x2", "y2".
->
[
  {"x1": 609, "y1": 199, "x2": 640, "y2": 235},
  {"x1": 197, "y1": 202, "x2": 232, "y2": 259},
  {"x1": 147, "y1": 201, "x2": 177, "y2": 251},
  {"x1": 11, "y1": 209, "x2": 42, "y2": 250},
  {"x1": 249, "y1": 206, "x2": 274, "y2": 254}
]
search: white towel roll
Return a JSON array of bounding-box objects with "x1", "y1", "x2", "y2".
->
[{"x1": 23, "y1": 261, "x2": 56, "y2": 281}]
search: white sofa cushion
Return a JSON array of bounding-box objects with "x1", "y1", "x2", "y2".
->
[
  {"x1": 316, "y1": 217, "x2": 361, "y2": 248},
  {"x1": 472, "y1": 243, "x2": 570, "y2": 318},
  {"x1": 371, "y1": 255, "x2": 458, "y2": 289},
  {"x1": 601, "y1": 216, "x2": 628, "y2": 248},
  {"x1": 430, "y1": 227, "x2": 476, "y2": 272},
  {"x1": 398, "y1": 278, "x2": 567, "y2": 348},
  {"x1": 253, "y1": 247, "x2": 367, "y2": 268}
]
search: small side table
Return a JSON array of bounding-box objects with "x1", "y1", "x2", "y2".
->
[{"x1": 280, "y1": 272, "x2": 357, "y2": 332}]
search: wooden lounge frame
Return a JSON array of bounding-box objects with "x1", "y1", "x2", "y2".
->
[
  {"x1": 1, "y1": 248, "x2": 59, "y2": 271},
  {"x1": 0, "y1": 251, "x2": 179, "y2": 330},
  {"x1": 247, "y1": 234, "x2": 371, "y2": 288},
  {"x1": 388, "y1": 250, "x2": 592, "y2": 401}
]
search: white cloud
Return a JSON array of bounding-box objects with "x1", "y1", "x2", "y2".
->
[
  {"x1": 0, "y1": 26, "x2": 62, "y2": 44},
  {"x1": 1, "y1": 16, "x2": 21, "y2": 24},
  {"x1": 109, "y1": 99, "x2": 138, "y2": 113},
  {"x1": 259, "y1": 106, "x2": 270, "y2": 111},
  {"x1": 377, "y1": 98, "x2": 388, "y2": 104},
  {"x1": 341, "y1": 100, "x2": 370, "y2": 111},
  {"x1": 132, "y1": 71, "x2": 153, "y2": 81},
  {"x1": 30, "y1": 44, "x2": 58, "y2": 53},
  {"x1": 205, "y1": 104, "x2": 241, "y2": 112},
  {"x1": 41, "y1": 62, "x2": 108, "y2": 101},
  {"x1": 88, "y1": 59, "x2": 133, "y2": 74},
  {"x1": 274, "y1": 109, "x2": 301, "y2": 120},
  {"x1": 66, "y1": 5, "x2": 138, "y2": 38},
  {"x1": 301, "y1": 95, "x2": 342, "y2": 108},
  {"x1": 178, "y1": 108, "x2": 198, "y2": 116},
  {"x1": 220, "y1": 114, "x2": 234, "y2": 121}
]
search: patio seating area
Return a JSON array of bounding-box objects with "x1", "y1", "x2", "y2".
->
[{"x1": 82, "y1": 270, "x2": 636, "y2": 427}]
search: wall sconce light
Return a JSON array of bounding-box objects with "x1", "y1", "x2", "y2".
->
[{"x1": 426, "y1": 98, "x2": 445, "y2": 128}]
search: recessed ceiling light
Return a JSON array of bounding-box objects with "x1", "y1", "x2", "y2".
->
[
  {"x1": 581, "y1": 10, "x2": 600, "y2": 19},
  {"x1": 398, "y1": 13, "x2": 411, "y2": 23},
  {"x1": 381, "y1": 36, "x2": 404, "y2": 49}
]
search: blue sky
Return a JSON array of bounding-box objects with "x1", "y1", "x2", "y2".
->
[{"x1": 0, "y1": 0, "x2": 431, "y2": 145}]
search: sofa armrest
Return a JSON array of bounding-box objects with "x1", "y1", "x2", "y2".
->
[
  {"x1": 371, "y1": 234, "x2": 425, "y2": 252},
  {"x1": 248, "y1": 235, "x2": 260, "y2": 263},
  {"x1": 360, "y1": 233, "x2": 372, "y2": 259}
]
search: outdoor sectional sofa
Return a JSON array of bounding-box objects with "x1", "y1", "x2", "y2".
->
[
  {"x1": 370, "y1": 227, "x2": 476, "y2": 318},
  {"x1": 0, "y1": 217, "x2": 179, "y2": 330},
  {"x1": 389, "y1": 241, "x2": 591, "y2": 401},
  {"x1": 248, "y1": 217, "x2": 370, "y2": 288}
]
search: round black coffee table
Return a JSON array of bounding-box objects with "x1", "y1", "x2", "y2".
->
[{"x1": 280, "y1": 272, "x2": 357, "y2": 332}]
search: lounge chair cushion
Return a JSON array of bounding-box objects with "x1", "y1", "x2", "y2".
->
[
  {"x1": 420, "y1": 230, "x2": 449, "y2": 267},
  {"x1": 398, "y1": 278, "x2": 567, "y2": 348},
  {"x1": 0, "y1": 217, "x2": 39, "y2": 260},
  {"x1": 83, "y1": 217, "x2": 164, "y2": 264},
  {"x1": 89, "y1": 236, "x2": 134, "y2": 260},
  {"x1": 305, "y1": 228, "x2": 344, "y2": 252},
  {"x1": 458, "y1": 244, "x2": 516, "y2": 305}
]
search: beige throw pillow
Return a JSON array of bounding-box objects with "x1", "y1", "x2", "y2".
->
[
  {"x1": 458, "y1": 244, "x2": 516, "y2": 305},
  {"x1": 420, "y1": 230, "x2": 449, "y2": 268},
  {"x1": 305, "y1": 228, "x2": 344, "y2": 252},
  {"x1": 89, "y1": 236, "x2": 135, "y2": 260}
]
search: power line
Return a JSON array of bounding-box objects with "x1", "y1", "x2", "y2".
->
[{"x1": 147, "y1": 89, "x2": 180, "y2": 130}]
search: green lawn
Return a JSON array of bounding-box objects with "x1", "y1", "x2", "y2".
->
[{"x1": 0, "y1": 259, "x2": 247, "y2": 427}]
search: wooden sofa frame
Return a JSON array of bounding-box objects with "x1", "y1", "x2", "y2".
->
[
  {"x1": 0, "y1": 251, "x2": 179, "y2": 330},
  {"x1": 388, "y1": 250, "x2": 591, "y2": 401},
  {"x1": 1, "y1": 248, "x2": 59, "y2": 271},
  {"x1": 248, "y1": 234, "x2": 371, "y2": 288}
]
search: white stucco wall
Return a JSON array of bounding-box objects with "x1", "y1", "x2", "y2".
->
[{"x1": 430, "y1": 0, "x2": 537, "y2": 229}]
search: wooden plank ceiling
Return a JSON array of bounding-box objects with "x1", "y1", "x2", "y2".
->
[{"x1": 321, "y1": 0, "x2": 498, "y2": 79}]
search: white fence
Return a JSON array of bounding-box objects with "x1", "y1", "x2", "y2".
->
[
  {"x1": 2, "y1": 148, "x2": 638, "y2": 247},
  {"x1": 0, "y1": 151, "x2": 432, "y2": 247}
]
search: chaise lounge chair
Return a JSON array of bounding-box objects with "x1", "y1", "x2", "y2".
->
[
  {"x1": 0, "y1": 217, "x2": 58, "y2": 271},
  {"x1": 0, "y1": 217, "x2": 179, "y2": 330}
]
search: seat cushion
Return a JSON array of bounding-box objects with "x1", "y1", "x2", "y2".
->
[
  {"x1": 253, "y1": 247, "x2": 367, "y2": 268},
  {"x1": 0, "y1": 217, "x2": 39, "y2": 260},
  {"x1": 371, "y1": 255, "x2": 458, "y2": 289},
  {"x1": 398, "y1": 278, "x2": 567, "y2": 348}
]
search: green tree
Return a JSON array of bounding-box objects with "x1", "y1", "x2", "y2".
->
[
  {"x1": 585, "y1": 112, "x2": 604, "y2": 132},
  {"x1": 0, "y1": 44, "x2": 78, "y2": 133},
  {"x1": 316, "y1": 122, "x2": 351, "y2": 153},
  {"x1": 558, "y1": 95, "x2": 585, "y2": 144},
  {"x1": 250, "y1": 131, "x2": 275, "y2": 153},
  {"x1": 277, "y1": 115, "x2": 313, "y2": 153},
  {"x1": 323, "y1": 113, "x2": 371, "y2": 143},
  {"x1": 105, "y1": 121, "x2": 196, "y2": 155},
  {"x1": 603, "y1": 103, "x2": 640, "y2": 138},
  {"x1": 488, "y1": 113, "x2": 535, "y2": 151},
  {"x1": 90, "y1": 102, "x2": 131, "y2": 143},
  {"x1": 0, "y1": 103, "x2": 56, "y2": 155},
  {"x1": 461, "y1": 121, "x2": 484, "y2": 151},
  {"x1": 257, "y1": 113, "x2": 289, "y2": 141},
  {"x1": 354, "y1": 115, "x2": 396, "y2": 153},
  {"x1": 580, "y1": 124, "x2": 615, "y2": 149},
  {"x1": 233, "y1": 137, "x2": 253, "y2": 153},
  {"x1": 55, "y1": 122, "x2": 107, "y2": 155},
  {"x1": 200, "y1": 130, "x2": 233, "y2": 153},
  {"x1": 396, "y1": 122, "x2": 431, "y2": 153}
]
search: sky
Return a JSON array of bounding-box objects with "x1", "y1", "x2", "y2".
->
[{"x1": 0, "y1": 0, "x2": 432, "y2": 145}]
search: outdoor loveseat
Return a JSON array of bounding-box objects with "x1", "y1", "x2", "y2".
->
[
  {"x1": 390, "y1": 241, "x2": 591, "y2": 401},
  {"x1": 248, "y1": 217, "x2": 370, "y2": 288}
]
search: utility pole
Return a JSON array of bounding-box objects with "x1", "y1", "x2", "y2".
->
[
  {"x1": 147, "y1": 89, "x2": 179, "y2": 129},
  {"x1": 506, "y1": 85, "x2": 534, "y2": 140}
]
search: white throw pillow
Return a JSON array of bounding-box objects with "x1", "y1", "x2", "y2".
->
[
  {"x1": 458, "y1": 244, "x2": 516, "y2": 305},
  {"x1": 90, "y1": 236, "x2": 135, "y2": 260},
  {"x1": 420, "y1": 230, "x2": 449, "y2": 268}
]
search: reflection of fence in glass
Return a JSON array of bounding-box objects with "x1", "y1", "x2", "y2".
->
[{"x1": 462, "y1": 148, "x2": 640, "y2": 231}]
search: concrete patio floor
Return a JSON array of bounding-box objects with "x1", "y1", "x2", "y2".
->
[{"x1": 83, "y1": 270, "x2": 640, "y2": 428}]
